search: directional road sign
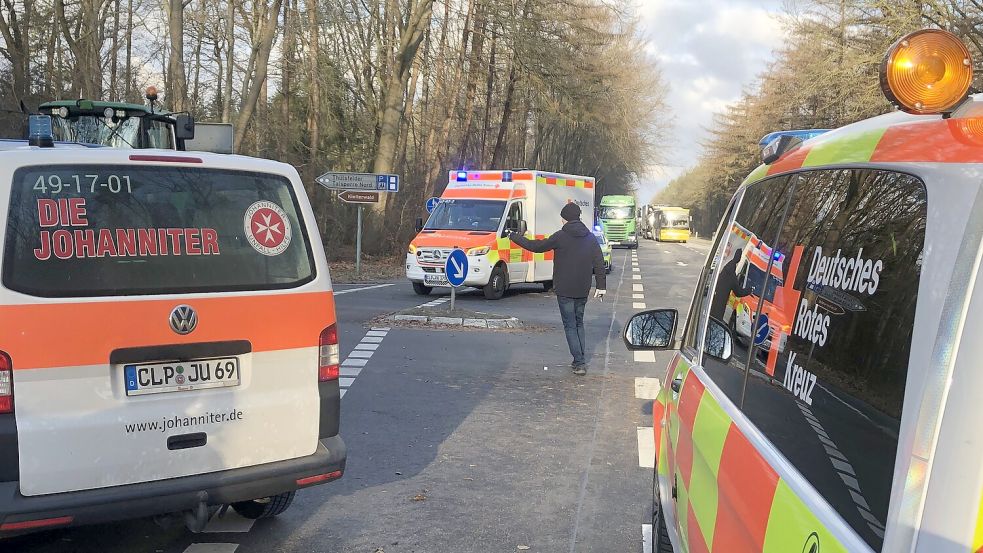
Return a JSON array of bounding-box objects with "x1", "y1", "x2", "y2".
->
[
  {"x1": 754, "y1": 314, "x2": 770, "y2": 346},
  {"x1": 426, "y1": 197, "x2": 441, "y2": 213},
  {"x1": 316, "y1": 172, "x2": 400, "y2": 192},
  {"x1": 445, "y1": 249, "x2": 469, "y2": 288},
  {"x1": 338, "y1": 190, "x2": 380, "y2": 204}
]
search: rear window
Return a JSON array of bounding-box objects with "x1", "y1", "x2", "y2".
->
[{"x1": 3, "y1": 165, "x2": 315, "y2": 297}]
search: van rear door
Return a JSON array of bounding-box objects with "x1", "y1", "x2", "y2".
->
[{"x1": 1, "y1": 164, "x2": 331, "y2": 496}]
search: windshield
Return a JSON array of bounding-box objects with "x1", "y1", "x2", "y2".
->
[
  {"x1": 4, "y1": 165, "x2": 314, "y2": 297},
  {"x1": 599, "y1": 206, "x2": 634, "y2": 219},
  {"x1": 424, "y1": 199, "x2": 506, "y2": 232},
  {"x1": 745, "y1": 263, "x2": 782, "y2": 303},
  {"x1": 661, "y1": 213, "x2": 689, "y2": 229},
  {"x1": 51, "y1": 116, "x2": 143, "y2": 148}
]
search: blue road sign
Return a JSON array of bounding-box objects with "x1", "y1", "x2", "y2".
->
[
  {"x1": 426, "y1": 197, "x2": 441, "y2": 213},
  {"x1": 375, "y1": 174, "x2": 400, "y2": 192},
  {"x1": 754, "y1": 314, "x2": 770, "y2": 345},
  {"x1": 445, "y1": 249, "x2": 469, "y2": 288}
]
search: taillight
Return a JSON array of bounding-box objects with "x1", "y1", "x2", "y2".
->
[
  {"x1": 0, "y1": 352, "x2": 11, "y2": 414},
  {"x1": 318, "y1": 324, "x2": 339, "y2": 381}
]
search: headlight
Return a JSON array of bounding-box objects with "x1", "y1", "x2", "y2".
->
[
  {"x1": 467, "y1": 246, "x2": 490, "y2": 256},
  {"x1": 408, "y1": 244, "x2": 417, "y2": 254}
]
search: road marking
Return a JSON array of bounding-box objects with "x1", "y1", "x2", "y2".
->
[
  {"x1": 338, "y1": 327, "x2": 390, "y2": 398},
  {"x1": 633, "y1": 294, "x2": 644, "y2": 299},
  {"x1": 354, "y1": 343, "x2": 379, "y2": 351},
  {"x1": 675, "y1": 261, "x2": 687, "y2": 266},
  {"x1": 347, "y1": 350, "x2": 373, "y2": 358},
  {"x1": 339, "y1": 377, "x2": 355, "y2": 387},
  {"x1": 635, "y1": 377, "x2": 662, "y2": 399},
  {"x1": 633, "y1": 302, "x2": 647, "y2": 309},
  {"x1": 184, "y1": 545, "x2": 239, "y2": 553},
  {"x1": 418, "y1": 297, "x2": 451, "y2": 308},
  {"x1": 634, "y1": 350, "x2": 656, "y2": 363},
  {"x1": 637, "y1": 427, "x2": 655, "y2": 468},
  {"x1": 632, "y1": 275, "x2": 641, "y2": 280},
  {"x1": 633, "y1": 284, "x2": 643, "y2": 291},
  {"x1": 663, "y1": 250, "x2": 671, "y2": 254},
  {"x1": 366, "y1": 330, "x2": 388, "y2": 337},
  {"x1": 642, "y1": 524, "x2": 653, "y2": 553},
  {"x1": 342, "y1": 358, "x2": 368, "y2": 367},
  {"x1": 632, "y1": 267, "x2": 640, "y2": 272},
  {"x1": 340, "y1": 366, "x2": 362, "y2": 376},
  {"x1": 202, "y1": 510, "x2": 255, "y2": 533},
  {"x1": 333, "y1": 283, "x2": 395, "y2": 295},
  {"x1": 361, "y1": 336, "x2": 384, "y2": 343}
]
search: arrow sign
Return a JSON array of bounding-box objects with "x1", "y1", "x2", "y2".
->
[
  {"x1": 754, "y1": 314, "x2": 770, "y2": 346},
  {"x1": 426, "y1": 197, "x2": 441, "y2": 213},
  {"x1": 316, "y1": 172, "x2": 400, "y2": 192},
  {"x1": 337, "y1": 190, "x2": 380, "y2": 204},
  {"x1": 445, "y1": 249, "x2": 469, "y2": 287}
]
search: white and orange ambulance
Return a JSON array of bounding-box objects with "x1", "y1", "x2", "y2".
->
[
  {"x1": 406, "y1": 170, "x2": 595, "y2": 299},
  {"x1": 0, "y1": 130, "x2": 346, "y2": 535}
]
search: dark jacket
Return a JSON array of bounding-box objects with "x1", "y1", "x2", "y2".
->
[{"x1": 510, "y1": 221, "x2": 606, "y2": 298}]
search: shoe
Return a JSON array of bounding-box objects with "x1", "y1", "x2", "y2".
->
[{"x1": 571, "y1": 364, "x2": 587, "y2": 376}]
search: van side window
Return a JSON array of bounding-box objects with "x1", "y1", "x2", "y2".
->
[
  {"x1": 701, "y1": 175, "x2": 793, "y2": 406},
  {"x1": 505, "y1": 202, "x2": 523, "y2": 234},
  {"x1": 740, "y1": 169, "x2": 927, "y2": 549},
  {"x1": 680, "y1": 200, "x2": 736, "y2": 357}
]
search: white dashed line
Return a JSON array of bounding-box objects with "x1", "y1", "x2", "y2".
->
[
  {"x1": 354, "y1": 343, "x2": 379, "y2": 351},
  {"x1": 635, "y1": 377, "x2": 662, "y2": 399},
  {"x1": 418, "y1": 296, "x2": 451, "y2": 308},
  {"x1": 333, "y1": 283, "x2": 395, "y2": 295},
  {"x1": 675, "y1": 261, "x2": 687, "y2": 266},
  {"x1": 633, "y1": 302, "x2": 647, "y2": 309},
  {"x1": 797, "y1": 403, "x2": 885, "y2": 538},
  {"x1": 642, "y1": 524, "x2": 653, "y2": 553},
  {"x1": 633, "y1": 350, "x2": 656, "y2": 363},
  {"x1": 342, "y1": 358, "x2": 368, "y2": 367},
  {"x1": 633, "y1": 294, "x2": 644, "y2": 299},
  {"x1": 663, "y1": 250, "x2": 671, "y2": 254},
  {"x1": 360, "y1": 336, "x2": 384, "y2": 343},
  {"x1": 637, "y1": 427, "x2": 655, "y2": 468},
  {"x1": 337, "y1": 327, "x2": 390, "y2": 398},
  {"x1": 202, "y1": 510, "x2": 255, "y2": 533},
  {"x1": 184, "y1": 544, "x2": 239, "y2": 553},
  {"x1": 633, "y1": 284, "x2": 643, "y2": 292},
  {"x1": 340, "y1": 366, "x2": 362, "y2": 377},
  {"x1": 632, "y1": 267, "x2": 640, "y2": 272},
  {"x1": 632, "y1": 275, "x2": 641, "y2": 280},
  {"x1": 347, "y1": 350, "x2": 373, "y2": 358}
]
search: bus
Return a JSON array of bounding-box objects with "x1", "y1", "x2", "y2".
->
[{"x1": 653, "y1": 206, "x2": 690, "y2": 242}]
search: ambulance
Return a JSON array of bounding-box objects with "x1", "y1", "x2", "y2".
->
[
  {"x1": 624, "y1": 29, "x2": 983, "y2": 553},
  {"x1": 406, "y1": 170, "x2": 595, "y2": 299},
  {"x1": 0, "y1": 118, "x2": 346, "y2": 536}
]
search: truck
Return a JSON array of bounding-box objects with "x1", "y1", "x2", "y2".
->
[
  {"x1": 597, "y1": 194, "x2": 637, "y2": 248},
  {"x1": 406, "y1": 170, "x2": 595, "y2": 299},
  {"x1": 38, "y1": 89, "x2": 233, "y2": 153},
  {"x1": 652, "y1": 206, "x2": 691, "y2": 242}
]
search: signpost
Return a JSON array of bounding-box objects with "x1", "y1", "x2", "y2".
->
[
  {"x1": 445, "y1": 249, "x2": 469, "y2": 311},
  {"x1": 426, "y1": 197, "x2": 441, "y2": 213},
  {"x1": 315, "y1": 172, "x2": 400, "y2": 280}
]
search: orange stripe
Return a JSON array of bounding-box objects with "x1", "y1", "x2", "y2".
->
[
  {"x1": 766, "y1": 145, "x2": 811, "y2": 175},
  {"x1": 1, "y1": 291, "x2": 335, "y2": 369},
  {"x1": 442, "y1": 189, "x2": 516, "y2": 199},
  {"x1": 872, "y1": 118, "x2": 983, "y2": 163}
]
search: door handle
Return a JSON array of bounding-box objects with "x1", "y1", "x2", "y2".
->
[{"x1": 670, "y1": 377, "x2": 683, "y2": 393}]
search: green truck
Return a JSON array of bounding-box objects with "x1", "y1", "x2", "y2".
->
[{"x1": 596, "y1": 194, "x2": 638, "y2": 248}]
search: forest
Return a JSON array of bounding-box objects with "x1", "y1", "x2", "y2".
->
[
  {"x1": 0, "y1": 0, "x2": 668, "y2": 257},
  {"x1": 655, "y1": 0, "x2": 983, "y2": 236}
]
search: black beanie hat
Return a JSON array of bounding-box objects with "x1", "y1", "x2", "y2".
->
[{"x1": 560, "y1": 202, "x2": 581, "y2": 221}]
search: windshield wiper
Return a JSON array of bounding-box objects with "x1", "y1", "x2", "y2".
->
[{"x1": 94, "y1": 117, "x2": 136, "y2": 148}]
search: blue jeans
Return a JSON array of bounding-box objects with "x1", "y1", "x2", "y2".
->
[{"x1": 557, "y1": 296, "x2": 588, "y2": 366}]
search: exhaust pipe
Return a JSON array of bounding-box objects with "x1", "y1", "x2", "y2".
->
[{"x1": 184, "y1": 491, "x2": 211, "y2": 533}]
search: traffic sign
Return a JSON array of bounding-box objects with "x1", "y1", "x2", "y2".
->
[
  {"x1": 754, "y1": 314, "x2": 770, "y2": 345},
  {"x1": 338, "y1": 190, "x2": 380, "y2": 204},
  {"x1": 426, "y1": 197, "x2": 441, "y2": 213},
  {"x1": 445, "y1": 249, "x2": 469, "y2": 288},
  {"x1": 315, "y1": 172, "x2": 400, "y2": 192}
]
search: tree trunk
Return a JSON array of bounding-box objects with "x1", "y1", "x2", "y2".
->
[
  {"x1": 233, "y1": 0, "x2": 284, "y2": 152},
  {"x1": 167, "y1": 0, "x2": 188, "y2": 111}
]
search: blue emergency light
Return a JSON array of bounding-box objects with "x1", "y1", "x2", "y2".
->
[
  {"x1": 758, "y1": 129, "x2": 831, "y2": 148},
  {"x1": 502, "y1": 171, "x2": 512, "y2": 182},
  {"x1": 456, "y1": 171, "x2": 468, "y2": 182}
]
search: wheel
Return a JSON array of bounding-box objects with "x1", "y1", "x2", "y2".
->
[
  {"x1": 484, "y1": 265, "x2": 507, "y2": 300},
  {"x1": 542, "y1": 280, "x2": 554, "y2": 292},
  {"x1": 651, "y1": 469, "x2": 674, "y2": 552},
  {"x1": 412, "y1": 282, "x2": 432, "y2": 296},
  {"x1": 231, "y1": 491, "x2": 295, "y2": 519}
]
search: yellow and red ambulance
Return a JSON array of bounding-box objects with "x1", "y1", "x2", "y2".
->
[
  {"x1": 406, "y1": 170, "x2": 595, "y2": 299},
  {"x1": 0, "y1": 138, "x2": 346, "y2": 535},
  {"x1": 626, "y1": 29, "x2": 983, "y2": 553}
]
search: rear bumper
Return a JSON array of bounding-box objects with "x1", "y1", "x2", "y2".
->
[{"x1": 0, "y1": 435, "x2": 346, "y2": 536}]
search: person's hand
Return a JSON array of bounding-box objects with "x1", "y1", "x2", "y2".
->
[{"x1": 594, "y1": 289, "x2": 606, "y2": 300}]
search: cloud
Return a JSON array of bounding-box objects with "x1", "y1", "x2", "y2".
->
[{"x1": 634, "y1": 0, "x2": 788, "y2": 203}]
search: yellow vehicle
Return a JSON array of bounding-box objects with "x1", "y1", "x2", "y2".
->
[{"x1": 654, "y1": 207, "x2": 690, "y2": 242}]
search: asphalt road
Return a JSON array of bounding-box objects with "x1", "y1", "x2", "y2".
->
[{"x1": 10, "y1": 238, "x2": 710, "y2": 553}]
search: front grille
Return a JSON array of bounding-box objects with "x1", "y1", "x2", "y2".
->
[{"x1": 418, "y1": 248, "x2": 453, "y2": 265}]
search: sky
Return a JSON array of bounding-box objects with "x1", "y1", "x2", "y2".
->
[{"x1": 634, "y1": 0, "x2": 789, "y2": 203}]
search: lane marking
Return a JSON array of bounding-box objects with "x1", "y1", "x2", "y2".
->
[
  {"x1": 361, "y1": 336, "x2": 384, "y2": 343},
  {"x1": 663, "y1": 250, "x2": 671, "y2": 254},
  {"x1": 342, "y1": 358, "x2": 368, "y2": 367},
  {"x1": 675, "y1": 261, "x2": 687, "y2": 267},
  {"x1": 632, "y1": 267, "x2": 640, "y2": 272},
  {"x1": 642, "y1": 524, "x2": 653, "y2": 553},
  {"x1": 633, "y1": 294, "x2": 644, "y2": 299},
  {"x1": 365, "y1": 330, "x2": 388, "y2": 337},
  {"x1": 202, "y1": 510, "x2": 255, "y2": 533},
  {"x1": 340, "y1": 389, "x2": 347, "y2": 398},
  {"x1": 340, "y1": 366, "x2": 362, "y2": 376},
  {"x1": 354, "y1": 343, "x2": 379, "y2": 351},
  {"x1": 637, "y1": 427, "x2": 655, "y2": 468},
  {"x1": 633, "y1": 284, "x2": 643, "y2": 292},
  {"x1": 338, "y1": 327, "x2": 389, "y2": 398},
  {"x1": 339, "y1": 377, "x2": 355, "y2": 387},
  {"x1": 347, "y1": 350, "x2": 374, "y2": 358},
  {"x1": 634, "y1": 350, "x2": 656, "y2": 363},
  {"x1": 333, "y1": 283, "x2": 395, "y2": 295},
  {"x1": 634, "y1": 377, "x2": 662, "y2": 399},
  {"x1": 184, "y1": 545, "x2": 239, "y2": 553},
  {"x1": 632, "y1": 275, "x2": 641, "y2": 280},
  {"x1": 633, "y1": 302, "x2": 647, "y2": 309}
]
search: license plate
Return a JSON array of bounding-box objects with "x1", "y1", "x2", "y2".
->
[
  {"x1": 424, "y1": 274, "x2": 450, "y2": 286},
  {"x1": 124, "y1": 357, "x2": 240, "y2": 396}
]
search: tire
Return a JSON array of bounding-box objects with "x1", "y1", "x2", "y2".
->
[
  {"x1": 651, "y1": 469, "x2": 674, "y2": 552},
  {"x1": 412, "y1": 282, "x2": 432, "y2": 296},
  {"x1": 484, "y1": 265, "x2": 507, "y2": 300},
  {"x1": 542, "y1": 280, "x2": 554, "y2": 292},
  {"x1": 231, "y1": 491, "x2": 295, "y2": 520}
]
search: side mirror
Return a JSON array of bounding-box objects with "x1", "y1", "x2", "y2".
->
[
  {"x1": 175, "y1": 114, "x2": 195, "y2": 140},
  {"x1": 623, "y1": 309, "x2": 678, "y2": 350},
  {"x1": 415, "y1": 217, "x2": 424, "y2": 233},
  {"x1": 704, "y1": 317, "x2": 733, "y2": 361}
]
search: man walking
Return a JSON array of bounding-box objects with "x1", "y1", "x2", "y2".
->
[{"x1": 510, "y1": 203, "x2": 606, "y2": 375}]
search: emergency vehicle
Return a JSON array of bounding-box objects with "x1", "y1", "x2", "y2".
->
[
  {"x1": 625, "y1": 29, "x2": 983, "y2": 553},
  {"x1": 0, "y1": 116, "x2": 345, "y2": 536},
  {"x1": 406, "y1": 170, "x2": 595, "y2": 299}
]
